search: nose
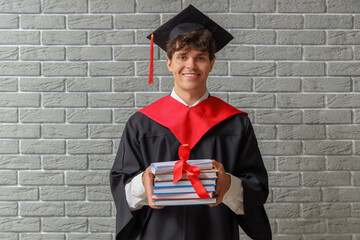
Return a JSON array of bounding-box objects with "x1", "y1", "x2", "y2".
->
[{"x1": 186, "y1": 58, "x2": 197, "y2": 70}]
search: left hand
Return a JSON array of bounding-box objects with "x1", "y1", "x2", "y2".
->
[{"x1": 209, "y1": 159, "x2": 231, "y2": 207}]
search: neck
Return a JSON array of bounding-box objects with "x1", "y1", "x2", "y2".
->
[{"x1": 174, "y1": 87, "x2": 207, "y2": 106}]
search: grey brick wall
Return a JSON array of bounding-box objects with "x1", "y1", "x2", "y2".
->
[{"x1": 0, "y1": 0, "x2": 359, "y2": 239}]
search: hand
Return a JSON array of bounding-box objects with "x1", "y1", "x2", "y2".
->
[
  {"x1": 142, "y1": 166, "x2": 164, "y2": 209},
  {"x1": 209, "y1": 160, "x2": 231, "y2": 207}
]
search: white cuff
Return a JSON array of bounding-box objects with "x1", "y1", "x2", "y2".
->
[
  {"x1": 124, "y1": 172, "x2": 148, "y2": 211},
  {"x1": 222, "y1": 174, "x2": 244, "y2": 215}
]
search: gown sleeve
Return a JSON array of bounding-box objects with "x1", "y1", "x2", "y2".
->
[{"x1": 110, "y1": 119, "x2": 151, "y2": 240}]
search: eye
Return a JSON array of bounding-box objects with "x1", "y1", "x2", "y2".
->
[{"x1": 178, "y1": 56, "x2": 186, "y2": 60}]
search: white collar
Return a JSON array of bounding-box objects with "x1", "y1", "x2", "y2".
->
[{"x1": 170, "y1": 88, "x2": 210, "y2": 107}]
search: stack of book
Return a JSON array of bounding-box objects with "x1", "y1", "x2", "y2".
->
[{"x1": 151, "y1": 159, "x2": 217, "y2": 206}]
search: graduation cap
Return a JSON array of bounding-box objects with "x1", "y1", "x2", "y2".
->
[{"x1": 147, "y1": 4, "x2": 234, "y2": 84}]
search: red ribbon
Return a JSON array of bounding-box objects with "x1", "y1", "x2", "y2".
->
[
  {"x1": 173, "y1": 144, "x2": 210, "y2": 198},
  {"x1": 148, "y1": 33, "x2": 154, "y2": 84}
]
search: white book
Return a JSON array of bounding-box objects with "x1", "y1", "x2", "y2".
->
[
  {"x1": 154, "y1": 198, "x2": 217, "y2": 206},
  {"x1": 152, "y1": 192, "x2": 214, "y2": 200},
  {"x1": 153, "y1": 185, "x2": 215, "y2": 194},
  {"x1": 151, "y1": 159, "x2": 213, "y2": 174},
  {"x1": 154, "y1": 179, "x2": 216, "y2": 187},
  {"x1": 155, "y1": 169, "x2": 217, "y2": 181}
]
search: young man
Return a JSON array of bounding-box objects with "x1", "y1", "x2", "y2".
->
[{"x1": 110, "y1": 5, "x2": 271, "y2": 240}]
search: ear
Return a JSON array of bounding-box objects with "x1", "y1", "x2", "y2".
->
[
  {"x1": 166, "y1": 58, "x2": 173, "y2": 72},
  {"x1": 209, "y1": 58, "x2": 215, "y2": 72}
]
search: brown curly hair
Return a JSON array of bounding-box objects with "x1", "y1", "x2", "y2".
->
[{"x1": 165, "y1": 29, "x2": 216, "y2": 61}]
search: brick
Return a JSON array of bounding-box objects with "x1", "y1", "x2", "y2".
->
[
  {"x1": 67, "y1": 109, "x2": 112, "y2": 123},
  {"x1": 115, "y1": 15, "x2": 160, "y2": 29},
  {"x1": 357, "y1": 110, "x2": 360, "y2": 123},
  {"x1": 231, "y1": 62, "x2": 275, "y2": 76},
  {"x1": 21, "y1": 109, "x2": 64, "y2": 123},
  {"x1": 356, "y1": 47, "x2": 360, "y2": 60},
  {"x1": 0, "y1": 156, "x2": 40, "y2": 169},
  {"x1": 277, "y1": 125, "x2": 325, "y2": 140},
  {"x1": 20, "y1": 78, "x2": 65, "y2": 92},
  {"x1": 277, "y1": 219, "x2": 324, "y2": 233},
  {"x1": 66, "y1": 202, "x2": 111, "y2": 216},
  {"x1": 187, "y1": 0, "x2": 231, "y2": 12},
  {"x1": 67, "y1": 47, "x2": 111, "y2": 61},
  {"x1": 258, "y1": 141, "x2": 301, "y2": 155},
  {"x1": 89, "y1": 31, "x2": 133, "y2": 45},
  {"x1": 114, "y1": 108, "x2": 137, "y2": 123},
  {"x1": 43, "y1": 94, "x2": 86, "y2": 108},
  {"x1": 41, "y1": 186, "x2": 85, "y2": 201},
  {"x1": 0, "y1": 187, "x2": 38, "y2": 200},
  {"x1": 137, "y1": 0, "x2": 180, "y2": 12},
  {"x1": 43, "y1": 156, "x2": 87, "y2": 170},
  {"x1": 229, "y1": 93, "x2": 274, "y2": 108},
  {"x1": 66, "y1": 171, "x2": 109, "y2": 185},
  {"x1": 67, "y1": 78, "x2": 111, "y2": 92},
  {"x1": 0, "y1": 125, "x2": 39, "y2": 138},
  {"x1": 329, "y1": 62, "x2": 360, "y2": 76},
  {"x1": 0, "y1": 218, "x2": 40, "y2": 232},
  {"x1": 87, "y1": 186, "x2": 113, "y2": 201},
  {"x1": 0, "y1": 31, "x2": 39, "y2": 44},
  {"x1": 115, "y1": 46, "x2": 157, "y2": 60},
  {"x1": 89, "y1": 93, "x2": 134, "y2": 108},
  {"x1": 0, "y1": 140, "x2": 18, "y2": 154},
  {"x1": 43, "y1": 218, "x2": 87, "y2": 232},
  {"x1": 214, "y1": 46, "x2": 253, "y2": 60},
  {"x1": 43, "y1": 63, "x2": 87, "y2": 77},
  {"x1": 136, "y1": 61, "x2": 176, "y2": 76},
  {"x1": 302, "y1": 203, "x2": 350, "y2": 218},
  {"x1": 0, "y1": 233, "x2": 17, "y2": 240},
  {"x1": 304, "y1": 235, "x2": 352, "y2": 240},
  {"x1": 0, "y1": 172, "x2": 16, "y2": 185},
  {"x1": 90, "y1": 0, "x2": 134, "y2": 13},
  {"x1": 21, "y1": 15, "x2": 65, "y2": 29},
  {"x1": 304, "y1": 47, "x2": 352, "y2": 60},
  {"x1": 68, "y1": 140, "x2": 112, "y2": 154},
  {"x1": 231, "y1": 30, "x2": 275, "y2": 44},
  {"x1": 43, "y1": 125, "x2": 87, "y2": 139},
  {"x1": 328, "y1": 0, "x2": 360, "y2": 13},
  {"x1": 19, "y1": 171, "x2": 64, "y2": 185},
  {"x1": 327, "y1": 94, "x2": 360, "y2": 108},
  {"x1": 0, "y1": 202, "x2": 17, "y2": 216},
  {"x1": 20, "y1": 234, "x2": 65, "y2": 240},
  {"x1": 303, "y1": 172, "x2": 350, "y2": 187},
  {"x1": 21, "y1": 140, "x2": 65, "y2": 154},
  {"x1": 0, "y1": 0, "x2": 40, "y2": 13},
  {"x1": 0, "y1": 78, "x2": 17, "y2": 92},
  {"x1": 328, "y1": 31, "x2": 360, "y2": 45},
  {"x1": 89, "y1": 62, "x2": 133, "y2": 76},
  {"x1": 68, "y1": 15, "x2": 112, "y2": 29},
  {"x1": 328, "y1": 218, "x2": 360, "y2": 233},
  {"x1": 324, "y1": 188, "x2": 360, "y2": 202},
  {"x1": 135, "y1": 93, "x2": 168, "y2": 107},
  {"x1": 268, "y1": 172, "x2": 300, "y2": 187},
  {"x1": 114, "y1": 77, "x2": 159, "y2": 92},
  {"x1": 277, "y1": 157, "x2": 325, "y2": 171},
  {"x1": 277, "y1": 94, "x2": 325, "y2": 108},
  {"x1": 256, "y1": 46, "x2": 301, "y2": 60},
  {"x1": 208, "y1": 14, "x2": 253, "y2": 28},
  {"x1": 328, "y1": 125, "x2": 360, "y2": 139},
  {"x1": 231, "y1": 0, "x2": 275, "y2": 12},
  {"x1": 20, "y1": 203, "x2": 64, "y2": 217},
  {"x1": 255, "y1": 78, "x2": 301, "y2": 92},
  {"x1": 0, "y1": 15, "x2": 18, "y2": 28},
  {"x1": 160, "y1": 77, "x2": 175, "y2": 91},
  {"x1": 68, "y1": 234, "x2": 112, "y2": 240},
  {"x1": 207, "y1": 77, "x2": 252, "y2": 92},
  {"x1": 90, "y1": 125, "x2": 123, "y2": 139},
  {"x1": 89, "y1": 155, "x2": 114, "y2": 170},
  {"x1": 303, "y1": 141, "x2": 352, "y2": 155},
  {"x1": 277, "y1": 31, "x2": 325, "y2": 45},
  {"x1": 256, "y1": 15, "x2": 303, "y2": 29},
  {"x1": 278, "y1": 62, "x2": 325, "y2": 76},
  {"x1": 42, "y1": 31, "x2": 87, "y2": 45},
  {"x1": 278, "y1": 0, "x2": 325, "y2": 12},
  {"x1": 253, "y1": 125, "x2": 276, "y2": 140},
  {"x1": 89, "y1": 218, "x2": 115, "y2": 232},
  {"x1": 43, "y1": 0, "x2": 87, "y2": 13},
  {"x1": 255, "y1": 110, "x2": 302, "y2": 124},
  {"x1": 305, "y1": 15, "x2": 352, "y2": 29},
  {"x1": 0, "y1": 47, "x2": 18, "y2": 60},
  {"x1": 0, "y1": 109, "x2": 17, "y2": 122},
  {"x1": 303, "y1": 77, "x2": 351, "y2": 92},
  {"x1": 265, "y1": 203, "x2": 299, "y2": 218},
  {"x1": 273, "y1": 188, "x2": 321, "y2": 202},
  {"x1": 327, "y1": 156, "x2": 360, "y2": 170},
  {"x1": 353, "y1": 172, "x2": 360, "y2": 186},
  {"x1": 303, "y1": 110, "x2": 352, "y2": 124},
  {"x1": 0, "y1": 62, "x2": 40, "y2": 76},
  {"x1": 21, "y1": 47, "x2": 65, "y2": 60}
]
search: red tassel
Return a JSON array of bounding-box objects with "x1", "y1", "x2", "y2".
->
[{"x1": 148, "y1": 33, "x2": 154, "y2": 84}]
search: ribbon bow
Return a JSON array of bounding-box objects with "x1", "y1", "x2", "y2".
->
[{"x1": 173, "y1": 144, "x2": 210, "y2": 198}]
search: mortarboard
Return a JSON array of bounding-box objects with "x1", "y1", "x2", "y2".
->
[{"x1": 147, "y1": 4, "x2": 234, "y2": 84}]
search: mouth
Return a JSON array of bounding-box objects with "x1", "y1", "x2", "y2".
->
[{"x1": 182, "y1": 73, "x2": 200, "y2": 78}]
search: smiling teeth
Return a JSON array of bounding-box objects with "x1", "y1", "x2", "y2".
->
[{"x1": 184, "y1": 74, "x2": 197, "y2": 76}]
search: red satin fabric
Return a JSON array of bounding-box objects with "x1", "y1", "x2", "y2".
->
[
  {"x1": 173, "y1": 144, "x2": 210, "y2": 198},
  {"x1": 148, "y1": 33, "x2": 154, "y2": 84}
]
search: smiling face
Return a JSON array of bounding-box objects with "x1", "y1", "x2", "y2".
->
[{"x1": 166, "y1": 47, "x2": 215, "y2": 96}]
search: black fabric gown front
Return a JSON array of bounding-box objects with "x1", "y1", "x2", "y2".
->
[{"x1": 110, "y1": 109, "x2": 272, "y2": 240}]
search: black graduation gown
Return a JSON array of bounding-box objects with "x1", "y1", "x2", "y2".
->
[{"x1": 110, "y1": 107, "x2": 271, "y2": 240}]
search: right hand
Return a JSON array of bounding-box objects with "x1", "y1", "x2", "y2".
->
[{"x1": 142, "y1": 166, "x2": 164, "y2": 209}]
